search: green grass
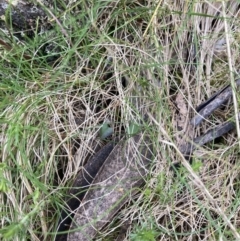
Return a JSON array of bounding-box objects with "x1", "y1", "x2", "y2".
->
[{"x1": 1, "y1": 0, "x2": 240, "y2": 240}]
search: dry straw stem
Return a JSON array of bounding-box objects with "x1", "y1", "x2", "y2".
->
[
  {"x1": 150, "y1": 113, "x2": 240, "y2": 240},
  {"x1": 222, "y1": 1, "x2": 240, "y2": 148},
  {"x1": 143, "y1": 0, "x2": 163, "y2": 38}
]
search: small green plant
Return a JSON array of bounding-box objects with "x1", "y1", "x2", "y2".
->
[{"x1": 129, "y1": 220, "x2": 159, "y2": 241}]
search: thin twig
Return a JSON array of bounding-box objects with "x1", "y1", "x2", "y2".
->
[
  {"x1": 181, "y1": 119, "x2": 236, "y2": 155},
  {"x1": 190, "y1": 79, "x2": 240, "y2": 127}
]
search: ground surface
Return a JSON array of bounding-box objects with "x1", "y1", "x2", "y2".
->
[{"x1": 1, "y1": 1, "x2": 240, "y2": 241}]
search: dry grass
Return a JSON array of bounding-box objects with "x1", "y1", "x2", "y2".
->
[{"x1": 1, "y1": 0, "x2": 240, "y2": 240}]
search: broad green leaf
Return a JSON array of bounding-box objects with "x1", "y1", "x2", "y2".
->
[
  {"x1": 99, "y1": 123, "x2": 113, "y2": 140},
  {"x1": 127, "y1": 122, "x2": 141, "y2": 136}
]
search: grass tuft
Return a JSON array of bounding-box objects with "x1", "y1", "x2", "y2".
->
[{"x1": 1, "y1": 0, "x2": 240, "y2": 240}]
